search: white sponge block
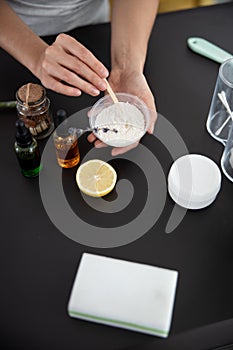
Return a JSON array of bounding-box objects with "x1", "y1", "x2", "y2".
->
[{"x1": 67, "y1": 253, "x2": 178, "y2": 338}]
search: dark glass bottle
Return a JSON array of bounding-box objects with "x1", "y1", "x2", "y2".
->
[{"x1": 14, "y1": 120, "x2": 41, "y2": 177}]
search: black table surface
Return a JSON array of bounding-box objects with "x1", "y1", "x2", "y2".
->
[{"x1": 1, "y1": 3, "x2": 233, "y2": 350}]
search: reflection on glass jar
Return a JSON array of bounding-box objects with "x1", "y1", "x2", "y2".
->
[
  {"x1": 16, "y1": 83, "x2": 54, "y2": 139},
  {"x1": 221, "y1": 122, "x2": 233, "y2": 182},
  {"x1": 206, "y1": 58, "x2": 233, "y2": 145}
]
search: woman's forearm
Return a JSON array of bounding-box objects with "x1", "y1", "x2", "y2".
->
[
  {"x1": 0, "y1": 1, "x2": 109, "y2": 96},
  {"x1": 0, "y1": 1, "x2": 48, "y2": 77},
  {"x1": 111, "y1": 0, "x2": 159, "y2": 73}
]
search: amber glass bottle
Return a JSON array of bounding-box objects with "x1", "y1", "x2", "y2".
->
[{"x1": 53, "y1": 109, "x2": 80, "y2": 168}]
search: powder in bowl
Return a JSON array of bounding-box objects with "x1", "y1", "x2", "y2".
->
[{"x1": 89, "y1": 93, "x2": 150, "y2": 147}]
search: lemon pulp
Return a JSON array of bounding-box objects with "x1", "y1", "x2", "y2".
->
[{"x1": 76, "y1": 159, "x2": 117, "y2": 197}]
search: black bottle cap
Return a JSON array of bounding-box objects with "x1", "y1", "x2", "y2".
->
[
  {"x1": 55, "y1": 109, "x2": 69, "y2": 136},
  {"x1": 54, "y1": 109, "x2": 67, "y2": 128},
  {"x1": 15, "y1": 120, "x2": 33, "y2": 148}
]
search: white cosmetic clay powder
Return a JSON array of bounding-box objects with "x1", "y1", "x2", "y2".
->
[{"x1": 94, "y1": 102, "x2": 146, "y2": 147}]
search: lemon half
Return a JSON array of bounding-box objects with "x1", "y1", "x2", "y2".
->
[{"x1": 76, "y1": 159, "x2": 117, "y2": 197}]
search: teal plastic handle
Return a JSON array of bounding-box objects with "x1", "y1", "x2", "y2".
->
[{"x1": 187, "y1": 37, "x2": 232, "y2": 64}]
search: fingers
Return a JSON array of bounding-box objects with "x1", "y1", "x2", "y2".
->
[
  {"x1": 111, "y1": 142, "x2": 139, "y2": 156},
  {"x1": 87, "y1": 133, "x2": 108, "y2": 148},
  {"x1": 147, "y1": 109, "x2": 158, "y2": 134},
  {"x1": 139, "y1": 96, "x2": 157, "y2": 134},
  {"x1": 88, "y1": 133, "x2": 138, "y2": 156},
  {"x1": 42, "y1": 58, "x2": 101, "y2": 96},
  {"x1": 87, "y1": 133, "x2": 96, "y2": 143},
  {"x1": 56, "y1": 34, "x2": 108, "y2": 78},
  {"x1": 87, "y1": 132, "x2": 139, "y2": 156},
  {"x1": 42, "y1": 75, "x2": 82, "y2": 96},
  {"x1": 94, "y1": 140, "x2": 108, "y2": 148},
  {"x1": 40, "y1": 33, "x2": 109, "y2": 96},
  {"x1": 65, "y1": 56, "x2": 107, "y2": 92}
]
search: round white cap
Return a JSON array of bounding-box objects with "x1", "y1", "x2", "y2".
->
[{"x1": 168, "y1": 154, "x2": 222, "y2": 209}]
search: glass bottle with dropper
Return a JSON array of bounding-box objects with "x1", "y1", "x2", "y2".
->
[{"x1": 14, "y1": 120, "x2": 41, "y2": 177}]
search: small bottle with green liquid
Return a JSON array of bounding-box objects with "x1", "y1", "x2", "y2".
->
[{"x1": 14, "y1": 120, "x2": 41, "y2": 177}]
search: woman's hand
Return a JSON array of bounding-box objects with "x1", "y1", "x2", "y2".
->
[
  {"x1": 36, "y1": 33, "x2": 109, "y2": 96},
  {"x1": 87, "y1": 69, "x2": 157, "y2": 156}
]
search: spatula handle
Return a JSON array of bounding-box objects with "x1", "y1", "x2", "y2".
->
[{"x1": 187, "y1": 37, "x2": 232, "y2": 64}]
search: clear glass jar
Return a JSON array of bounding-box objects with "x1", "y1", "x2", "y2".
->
[{"x1": 16, "y1": 83, "x2": 54, "y2": 139}]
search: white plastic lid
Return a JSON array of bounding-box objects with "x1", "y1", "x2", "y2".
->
[{"x1": 168, "y1": 154, "x2": 222, "y2": 209}]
